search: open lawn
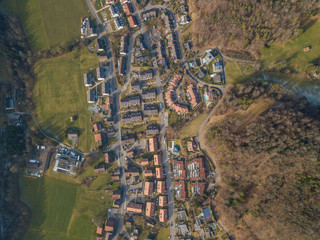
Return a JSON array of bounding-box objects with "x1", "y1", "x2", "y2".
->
[
  {"x1": 180, "y1": 113, "x2": 207, "y2": 138},
  {"x1": 32, "y1": 48, "x2": 98, "y2": 152},
  {"x1": 224, "y1": 60, "x2": 257, "y2": 84},
  {"x1": 1, "y1": 0, "x2": 90, "y2": 51},
  {"x1": 156, "y1": 226, "x2": 170, "y2": 240},
  {"x1": 20, "y1": 173, "x2": 113, "y2": 240},
  {"x1": 260, "y1": 17, "x2": 320, "y2": 73}
]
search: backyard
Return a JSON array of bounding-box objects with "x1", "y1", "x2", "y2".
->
[
  {"x1": 32, "y1": 48, "x2": 98, "y2": 152},
  {"x1": 1, "y1": 0, "x2": 91, "y2": 50}
]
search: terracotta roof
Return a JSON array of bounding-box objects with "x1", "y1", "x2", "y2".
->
[
  {"x1": 159, "y1": 209, "x2": 168, "y2": 223},
  {"x1": 149, "y1": 137, "x2": 158, "y2": 152},
  {"x1": 157, "y1": 181, "x2": 166, "y2": 194},
  {"x1": 145, "y1": 202, "x2": 155, "y2": 217},
  {"x1": 127, "y1": 202, "x2": 143, "y2": 213},
  {"x1": 159, "y1": 195, "x2": 167, "y2": 207},
  {"x1": 153, "y1": 154, "x2": 162, "y2": 165},
  {"x1": 140, "y1": 158, "x2": 149, "y2": 166},
  {"x1": 128, "y1": 15, "x2": 136, "y2": 28},
  {"x1": 144, "y1": 181, "x2": 153, "y2": 196},
  {"x1": 156, "y1": 167, "x2": 164, "y2": 179}
]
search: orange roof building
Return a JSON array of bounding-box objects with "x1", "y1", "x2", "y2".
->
[
  {"x1": 171, "y1": 159, "x2": 187, "y2": 179},
  {"x1": 159, "y1": 195, "x2": 168, "y2": 207},
  {"x1": 144, "y1": 169, "x2": 154, "y2": 177},
  {"x1": 149, "y1": 137, "x2": 158, "y2": 152},
  {"x1": 93, "y1": 122, "x2": 103, "y2": 132},
  {"x1": 174, "y1": 181, "x2": 188, "y2": 201},
  {"x1": 191, "y1": 182, "x2": 207, "y2": 195},
  {"x1": 157, "y1": 181, "x2": 166, "y2": 194},
  {"x1": 123, "y1": 3, "x2": 132, "y2": 15},
  {"x1": 187, "y1": 83, "x2": 200, "y2": 108},
  {"x1": 140, "y1": 158, "x2": 149, "y2": 166},
  {"x1": 105, "y1": 219, "x2": 116, "y2": 232},
  {"x1": 156, "y1": 167, "x2": 164, "y2": 179},
  {"x1": 188, "y1": 157, "x2": 207, "y2": 180},
  {"x1": 127, "y1": 202, "x2": 143, "y2": 213},
  {"x1": 154, "y1": 154, "x2": 162, "y2": 166},
  {"x1": 97, "y1": 226, "x2": 104, "y2": 235},
  {"x1": 144, "y1": 181, "x2": 154, "y2": 196},
  {"x1": 94, "y1": 133, "x2": 106, "y2": 146},
  {"x1": 128, "y1": 15, "x2": 137, "y2": 28},
  {"x1": 145, "y1": 202, "x2": 155, "y2": 217},
  {"x1": 159, "y1": 209, "x2": 168, "y2": 223}
]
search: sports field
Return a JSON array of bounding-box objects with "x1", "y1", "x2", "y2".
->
[
  {"x1": 20, "y1": 174, "x2": 113, "y2": 240},
  {"x1": 32, "y1": 48, "x2": 98, "y2": 152},
  {"x1": 1, "y1": 0, "x2": 90, "y2": 51},
  {"x1": 260, "y1": 17, "x2": 320, "y2": 73}
]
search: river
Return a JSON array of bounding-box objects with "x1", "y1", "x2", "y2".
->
[{"x1": 262, "y1": 73, "x2": 320, "y2": 106}]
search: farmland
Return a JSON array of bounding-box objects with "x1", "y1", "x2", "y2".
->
[
  {"x1": 0, "y1": 0, "x2": 90, "y2": 51},
  {"x1": 32, "y1": 48, "x2": 98, "y2": 152},
  {"x1": 20, "y1": 169, "x2": 113, "y2": 240}
]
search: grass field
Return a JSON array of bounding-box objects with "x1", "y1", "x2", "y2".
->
[
  {"x1": 1, "y1": 0, "x2": 90, "y2": 51},
  {"x1": 20, "y1": 173, "x2": 113, "y2": 240},
  {"x1": 180, "y1": 113, "x2": 207, "y2": 138},
  {"x1": 156, "y1": 226, "x2": 170, "y2": 240},
  {"x1": 32, "y1": 48, "x2": 98, "y2": 152},
  {"x1": 260, "y1": 17, "x2": 320, "y2": 73}
]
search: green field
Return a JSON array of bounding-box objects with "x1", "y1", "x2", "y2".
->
[
  {"x1": 32, "y1": 48, "x2": 98, "y2": 152},
  {"x1": 1, "y1": 0, "x2": 90, "y2": 51},
  {"x1": 20, "y1": 173, "x2": 113, "y2": 240},
  {"x1": 260, "y1": 17, "x2": 320, "y2": 73},
  {"x1": 180, "y1": 113, "x2": 207, "y2": 138}
]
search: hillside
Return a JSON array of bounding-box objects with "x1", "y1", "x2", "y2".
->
[
  {"x1": 191, "y1": 0, "x2": 320, "y2": 55},
  {"x1": 203, "y1": 82, "x2": 320, "y2": 240}
]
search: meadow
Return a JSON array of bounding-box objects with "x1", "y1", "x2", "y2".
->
[
  {"x1": 1, "y1": 0, "x2": 90, "y2": 51},
  {"x1": 32, "y1": 48, "x2": 98, "y2": 152},
  {"x1": 20, "y1": 171, "x2": 113, "y2": 240},
  {"x1": 260, "y1": 17, "x2": 320, "y2": 73}
]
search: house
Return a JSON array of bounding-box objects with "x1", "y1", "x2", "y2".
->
[
  {"x1": 144, "y1": 181, "x2": 154, "y2": 196},
  {"x1": 146, "y1": 125, "x2": 159, "y2": 135},
  {"x1": 174, "y1": 181, "x2": 188, "y2": 200},
  {"x1": 145, "y1": 202, "x2": 155, "y2": 217},
  {"x1": 105, "y1": 152, "x2": 114, "y2": 163},
  {"x1": 177, "y1": 210, "x2": 188, "y2": 221},
  {"x1": 122, "y1": 2, "x2": 132, "y2": 15},
  {"x1": 125, "y1": 167, "x2": 140, "y2": 177},
  {"x1": 131, "y1": 81, "x2": 141, "y2": 91},
  {"x1": 159, "y1": 195, "x2": 167, "y2": 207},
  {"x1": 140, "y1": 71, "x2": 153, "y2": 81},
  {"x1": 149, "y1": 137, "x2": 158, "y2": 152},
  {"x1": 140, "y1": 159, "x2": 149, "y2": 166},
  {"x1": 93, "y1": 122, "x2": 103, "y2": 132},
  {"x1": 96, "y1": 226, "x2": 104, "y2": 240},
  {"x1": 96, "y1": 67, "x2": 106, "y2": 80},
  {"x1": 128, "y1": 15, "x2": 137, "y2": 28},
  {"x1": 187, "y1": 138, "x2": 197, "y2": 152},
  {"x1": 112, "y1": 189, "x2": 121, "y2": 200},
  {"x1": 122, "y1": 112, "x2": 143, "y2": 124},
  {"x1": 81, "y1": 17, "x2": 97, "y2": 39},
  {"x1": 191, "y1": 182, "x2": 207, "y2": 195},
  {"x1": 103, "y1": 96, "x2": 114, "y2": 111},
  {"x1": 110, "y1": 4, "x2": 120, "y2": 17},
  {"x1": 180, "y1": 5, "x2": 189, "y2": 14},
  {"x1": 213, "y1": 61, "x2": 223, "y2": 72},
  {"x1": 127, "y1": 149, "x2": 135, "y2": 158},
  {"x1": 67, "y1": 129, "x2": 79, "y2": 141},
  {"x1": 142, "y1": 89, "x2": 157, "y2": 100},
  {"x1": 121, "y1": 96, "x2": 141, "y2": 108},
  {"x1": 171, "y1": 159, "x2": 187, "y2": 179},
  {"x1": 94, "y1": 133, "x2": 107, "y2": 146},
  {"x1": 120, "y1": 0, "x2": 128, "y2": 4},
  {"x1": 111, "y1": 175, "x2": 120, "y2": 181},
  {"x1": 142, "y1": 10, "x2": 157, "y2": 21},
  {"x1": 105, "y1": 218, "x2": 116, "y2": 232},
  {"x1": 157, "y1": 180, "x2": 166, "y2": 194},
  {"x1": 202, "y1": 52, "x2": 214, "y2": 65},
  {"x1": 115, "y1": 17, "x2": 125, "y2": 30},
  {"x1": 153, "y1": 154, "x2": 162, "y2": 166},
  {"x1": 202, "y1": 207, "x2": 213, "y2": 223},
  {"x1": 102, "y1": 80, "x2": 111, "y2": 96},
  {"x1": 95, "y1": 38, "x2": 105, "y2": 52},
  {"x1": 121, "y1": 134, "x2": 135, "y2": 145},
  {"x1": 159, "y1": 209, "x2": 168, "y2": 223},
  {"x1": 144, "y1": 169, "x2": 154, "y2": 177},
  {"x1": 188, "y1": 157, "x2": 207, "y2": 180},
  {"x1": 187, "y1": 83, "x2": 200, "y2": 108},
  {"x1": 84, "y1": 73, "x2": 93, "y2": 86},
  {"x1": 87, "y1": 89, "x2": 96, "y2": 103},
  {"x1": 156, "y1": 167, "x2": 164, "y2": 179},
  {"x1": 188, "y1": 59, "x2": 200, "y2": 68},
  {"x1": 94, "y1": 163, "x2": 106, "y2": 174},
  {"x1": 120, "y1": 56, "x2": 127, "y2": 75},
  {"x1": 144, "y1": 105, "x2": 158, "y2": 115},
  {"x1": 127, "y1": 202, "x2": 143, "y2": 213}
]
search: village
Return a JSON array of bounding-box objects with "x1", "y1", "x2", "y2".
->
[{"x1": 16, "y1": 0, "x2": 228, "y2": 239}]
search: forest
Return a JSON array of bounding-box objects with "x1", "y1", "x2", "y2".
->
[
  {"x1": 206, "y1": 81, "x2": 320, "y2": 240},
  {"x1": 191, "y1": 0, "x2": 320, "y2": 54}
]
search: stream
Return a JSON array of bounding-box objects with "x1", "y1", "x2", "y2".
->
[{"x1": 262, "y1": 73, "x2": 320, "y2": 106}]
